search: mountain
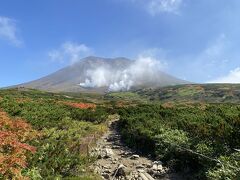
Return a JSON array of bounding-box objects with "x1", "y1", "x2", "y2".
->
[{"x1": 15, "y1": 56, "x2": 188, "y2": 92}]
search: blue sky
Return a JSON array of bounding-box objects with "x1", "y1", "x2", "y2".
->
[{"x1": 1, "y1": 0, "x2": 240, "y2": 87}]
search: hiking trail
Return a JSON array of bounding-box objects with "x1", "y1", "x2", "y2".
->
[{"x1": 91, "y1": 116, "x2": 183, "y2": 180}]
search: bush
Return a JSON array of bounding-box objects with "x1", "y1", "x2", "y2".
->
[
  {"x1": 207, "y1": 152, "x2": 240, "y2": 180},
  {"x1": 0, "y1": 89, "x2": 109, "y2": 179},
  {"x1": 118, "y1": 103, "x2": 240, "y2": 179},
  {"x1": 26, "y1": 117, "x2": 106, "y2": 178},
  {"x1": 0, "y1": 111, "x2": 38, "y2": 179},
  {"x1": 155, "y1": 128, "x2": 189, "y2": 160}
]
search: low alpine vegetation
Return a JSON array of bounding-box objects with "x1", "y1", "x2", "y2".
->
[
  {"x1": 0, "y1": 89, "x2": 108, "y2": 179},
  {"x1": 118, "y1": 103, "x2": 240, "y2": 179}
]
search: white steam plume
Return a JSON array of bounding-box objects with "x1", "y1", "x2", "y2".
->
[{"x1": 79, "y1": 56, "x2": 166, "y2": 91}]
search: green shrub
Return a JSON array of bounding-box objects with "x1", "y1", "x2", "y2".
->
[
  {"x1": 155, "y1": 128, "x2": 189, "y2": 159},
  {"x1": 207, "y1": 152, "x2": 240, "y2": 180},
  {"x1": 118, "y1": 103, "x2": 240, "y2": 179}
]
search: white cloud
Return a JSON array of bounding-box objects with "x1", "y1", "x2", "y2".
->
[
  {"x1": 148, "y1": 0, "x2": 182, "y2": 15},
  {"x1": 130, "y1": 0, "x2": 183, "y2": 15},
  {"x1": 0, "y1": 16, "x2": 22, "y2": 46},
  {"x1": 208, "y1": 67, "x2": 240, "y2": 83},
  {"x1": 48, "y1": 42, "x2": 93, "y2": 64},
  {"x1": 138, "y1": 48, "x2": 168, "y2": 61}
]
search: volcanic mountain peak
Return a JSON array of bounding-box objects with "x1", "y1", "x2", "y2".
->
[{"x1": 16, "y1": 56, "x2": 188, "y2": 92}]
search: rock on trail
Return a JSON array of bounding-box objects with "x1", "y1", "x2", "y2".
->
[{"x1": 90, "y1": 117, "x2": 181, "y2": 180}]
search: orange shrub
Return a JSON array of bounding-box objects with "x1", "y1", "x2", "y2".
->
[
  {"x1": 15, "y1": 98, "x2": 32, "y2": 103},
  {"x1": 0, "y1": 111, "x2": 38, "y2": 179},
  {"x1": 162, "y1": 102, "x2": 174, "y2": 108},
  {"x1": 62, "y1": 101, "x2": 96, "y2": 109}
]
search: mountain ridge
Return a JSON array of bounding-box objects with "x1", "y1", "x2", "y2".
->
[{"x1": 15, "y1": 56, "x2": 189, "y2": 92}]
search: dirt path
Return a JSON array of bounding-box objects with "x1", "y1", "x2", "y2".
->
[{"x1": 91, "y1": 117, "x2": 182, "y2": 180}]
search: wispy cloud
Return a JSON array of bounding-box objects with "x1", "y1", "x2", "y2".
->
[
  {"x1": 193, "y1": 34, "x2": 229, "y2": 70},
  {"x1": 0, "y1": 16, "x2": 22, "y2": 46},
  {"x1": 48, "y1": 42, "x2": 93, "y2": 64},
  {"x1": 129, "y1": 0, "x2": 183, "y2": 15},
  {"x1": 208, "y1": 67, "x2": 240, "y2": 83},
  {"x1": 170, "y1": 33, "x2": 231, "y2": 83},
  {"x1": 137, "y1": 48, "x2": 168, "y2": 70},
  {"x1": 147, "y1": 0, "x2": 182, "y2": 15}
]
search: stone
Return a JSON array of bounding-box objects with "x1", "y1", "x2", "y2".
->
[
  {"x1": 103, "y1": 165, "x2": 111, "y2": 169},
  {"x1": 143, "y1": 172, "x2": 155, "y2": 180},
  {"x1": 152, "y1": 161, "x2": 163, "y2": 171},
  {"x1": 107, "y1": 136, "x2": 114, "y2": 142},
  {"x1": 153, "y1": 161, "x2": 163, "y2": 165},
  {"x1": 147, "y1": 168, "x2": 155, "y2": 174},
  {"x1": 152, "y1": 164, "x2": 158, "y2": 171},
  {"x1": 139, "y1": 173, "x2": 149, "y2": 180},
  {"x1": 94, "y1": 167, "x2": 101, "y2": 174},
  {"x1": 130, "y1": 154, "x2": 140, "y2": 159},
  {"x1": 102, "y1": 173, "x2": 110, "y2": 179},
  {"x1": 152, "y1": 171, "x2": 165, "y2": 178},
  {"x1": 136, "y1": 165, "x2": 145, "y2": 169},
  {"x1": 112, "y1": 145, "x2": 120, "y2": 149},
  {"x1": 134, "y1": 174, "x2": 139, "y2": 178},
  {"x1": 97, "y1": 154, "x2": 102, "y2": 159},
  {"x1": 137, "y1": 169, "x2": 145, "y2": 173},
  {"x1": 145, "y1": 163, "x2": 152, "y2": 168},
  {"x1": 103, "y1": 169, "x2": 111, "y2": 174},
  {"x1": 103, "y1": 148, "x2": 114, "y2": 158},
  {"x1": 157, "y1": 164, "x2": 163, "y2": 171},
  {"x1": 125, "y1": 175, "x2": 132, "y2": 180},
  {"x1": 114, "y1": 164, "x2": 126, "y2": 177}
]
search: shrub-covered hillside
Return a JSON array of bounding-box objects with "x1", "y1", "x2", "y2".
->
[
  {"x1": 0, "y1": 88, "x2": 109, "y2": 179},
  {"x1": 1, "y1": 85, "x2": 240, "y2": 179},
  {"x1": 133, "y1": 84, "x2": 240, "y2": 103},
  {"x1": 118, "y1": 103, "x2": 240, "y2": 179}
]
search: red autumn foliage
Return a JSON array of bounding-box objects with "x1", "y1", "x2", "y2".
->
[
  {"x1": 62, "y1": 101, "x2": 96, "y2": 109},
  {"x1": 0, "y1": 111, "x2": 38, "y2": 179}
]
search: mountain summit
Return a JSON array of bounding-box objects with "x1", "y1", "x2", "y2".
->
[{"x1": 17, "y1": 56, "x2": 188, "y2": 92}]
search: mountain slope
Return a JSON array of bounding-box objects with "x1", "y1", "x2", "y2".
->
[{"x1": 16, "y1": 56, "x2": 188, "y2": 92}]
